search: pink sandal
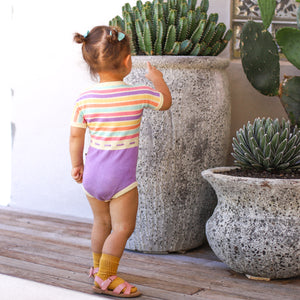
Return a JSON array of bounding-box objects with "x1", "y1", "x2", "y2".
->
[
  {"x1": 89, "y1": 267, "x2": 98, "y2": 278},
  {"x1": 93, "y1": 275, "x2": 141, "y2": 298}
]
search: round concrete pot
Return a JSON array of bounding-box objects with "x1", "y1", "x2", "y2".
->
[
  {"x1": 202, "y1": 167, "x2": 300, "y2": 279},
  {"x1": 124, "y1": 56, "x2": 231, "y2": 253}
]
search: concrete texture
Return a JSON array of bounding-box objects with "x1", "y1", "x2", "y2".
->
[
  {"x1": 125, "y1": 56, "x2": 231, "y2": 253},
  {"x1": 202, "y1": 167, "x2": 300, "y2": 279}
]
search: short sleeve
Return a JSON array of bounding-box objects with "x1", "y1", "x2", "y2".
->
[
  {"x1": 70, "y1": 102, "x2": 87, "y2": 128},
  {"x1": 140, "y1": 86, "x2": 164, "y2": 111}
]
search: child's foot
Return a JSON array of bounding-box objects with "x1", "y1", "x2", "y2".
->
[{"x1": 94, "y1": 275, "x2": 141, "y2": 298}]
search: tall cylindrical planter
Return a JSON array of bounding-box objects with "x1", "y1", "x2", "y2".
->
[
  {"x1": 125, "y1": 56, "x2": 231, "y2": 253},
  {"x1": 202, "y1": 167, "x2": 300, "y2": 279}
]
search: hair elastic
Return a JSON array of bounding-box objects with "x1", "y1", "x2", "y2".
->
[
  {"x1": 84, "y1": 30, "x2": 90, "y2": 38},
  {"x1": 109, "y1": 30, "x2": 125, "y2": 41}
]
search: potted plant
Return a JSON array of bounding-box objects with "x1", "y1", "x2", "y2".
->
[
  {"x1": 202, "y1": 118, "x2": 300, "y2": 280},
  {"x1": 201, "y1": 0, "x2": 300, "y2": 279},
  {"x1": 108, "y1": 0, "x2": 233, "y2": 253}
]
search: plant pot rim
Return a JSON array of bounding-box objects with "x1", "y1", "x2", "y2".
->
[
  {"x1": 202, "y1": 166, "x2": 300, "y2": 184},
  {"x1": 131, "y1": 55, "x2": 230, "y2": 69}
]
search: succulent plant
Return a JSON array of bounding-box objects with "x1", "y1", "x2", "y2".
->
[
  {"x1": 109, "y1": 0, "x2": 232, "y2": 56},
  {"x1": 232, "y1": 118, "x2": 300, "y2": 172},
  {"x1": 240, "y1": 0, "x2": 300, "y2": 127}
]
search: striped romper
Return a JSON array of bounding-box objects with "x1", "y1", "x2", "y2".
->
[{"x1": 71, "y1": 81, "x2": 164, "y2": 201}]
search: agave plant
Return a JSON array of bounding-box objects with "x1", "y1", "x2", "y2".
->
[
  {"x1": 232, "y1": 118, "x2": 300, "y2": 172},
  {"x1": 109, "y1": 0, "x2": 232, "y2": 56},
  {"x1": 240, "y1": 0, "x2": 300, "y2": 127}
]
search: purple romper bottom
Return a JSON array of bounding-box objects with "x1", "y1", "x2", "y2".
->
[{"x1": 82, "y1": 145, "x2": 139, "y2": 201}]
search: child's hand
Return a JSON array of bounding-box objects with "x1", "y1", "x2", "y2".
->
[
  {"x1": 71, "y1": 165, "x2": 84, "y2": 183},
  {"x1": 145, "y1": 62, "x2": 164, "y2": 83}
]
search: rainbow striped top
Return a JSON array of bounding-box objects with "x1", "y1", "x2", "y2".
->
[{"x1": 71, "y1": 81, "x2": 163, "y2": 150}]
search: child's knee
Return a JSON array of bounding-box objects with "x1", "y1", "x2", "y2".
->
[
  {"x1": 114, "y1": 223, "x2": 135, "y2": 238},
  {"x1": 94, "y1": 217, "x2": 112, "y2": 230}
]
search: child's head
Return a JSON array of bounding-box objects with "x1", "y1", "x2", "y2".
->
[{"x1": 74, "y1": 26, "x2": 131, "y2": 78}]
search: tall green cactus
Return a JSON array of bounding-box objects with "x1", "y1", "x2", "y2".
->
[
  {"x1": 109, "y1": 0, "x2": 232, "y2": 56},
  {"x1": 240, "y1": 0, "x2": 300, "y2": 127}
]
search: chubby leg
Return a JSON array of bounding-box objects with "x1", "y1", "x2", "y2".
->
[
  {"x1": 103, "y1": 187, "x2": 138, "y2": 257},
  {"x1": 95, "y1": 188, "x2": 140, "y2": 297},
  {"x1": 87, "y1": 195, "x2": 111, "y2": 269}
]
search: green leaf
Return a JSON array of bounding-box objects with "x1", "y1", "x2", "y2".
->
[
  {"x1": 270, "y1": 131, "x2": 279, "y2": 151},
  {"x1": 282, "y1": 146, "x2": 296, "y2": 162},
  {"x1": 272, "y1": 151, "x2": 283, "y2": 166},
  {"x1": 265, "y1": 142, "x2": 272, "y2": 158},
  {"x1": 275, "y1": 139, "x2": 287, "y2": 156}
]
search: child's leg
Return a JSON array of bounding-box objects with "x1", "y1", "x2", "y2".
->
[
  {"x1": 103, "y1": 187, "x2": 138, "y2": 257},
  {"x1": 96, "y1": 187, "x2": 139, "y2": 295},
  {"x1": 87, "y1": 195, "x2": 112, "y2": 269}
]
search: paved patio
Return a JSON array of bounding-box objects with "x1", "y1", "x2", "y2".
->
[{"x1": 0, "y1": 207, "x2": 299, "y2": 300}]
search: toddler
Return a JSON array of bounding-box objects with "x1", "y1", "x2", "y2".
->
[{"x1": 69, "y1": 25, "x2": 172, "y2": 298}]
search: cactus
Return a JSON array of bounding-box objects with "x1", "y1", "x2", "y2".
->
[
  {"x1": 232, "y1": 118, "x2": 300, "y2": 172},
  {"x1": 258, "y1": 0, "x2": 276, "y2": 29},
  {"x1": 279, "y1": 76, "x2": 300, "y2": 127},
  {"x1": 276, "y1": 27, "x2": 300, "y2": 70},
  {"x1": 240, "y1": 21, "x2": 280, "y2": 96},
  {"x1": 240, "y1": 0, "x2": 300, "y2": 127},
  {"x1": 109, "y1": 0, "x2": 232, "y2": 56}
]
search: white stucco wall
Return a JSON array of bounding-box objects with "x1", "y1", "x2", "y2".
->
[{"x1": 9, "y1": 0, "x2": 136, "y2": 217}]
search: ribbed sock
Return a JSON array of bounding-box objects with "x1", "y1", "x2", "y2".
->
[
  {"x1": 93, "y1": 252, "x2": 102, "y2": 269},
  {"x1": 96, "y1": 253, "x2": 137, "y2": 294}
]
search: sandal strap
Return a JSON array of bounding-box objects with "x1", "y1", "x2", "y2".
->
[
  {"x1": 89, "y1": 267, "x2": 99, "y2": 278},
  {"x1": 95, "y1": 275, "x2": 135, "y2": 295},
  {"x1": 95, "y1": 275, "x2": 117, "y2": 291},
  {"x1": 113, "y1": 281, "x2": 133, "y2": 295}
]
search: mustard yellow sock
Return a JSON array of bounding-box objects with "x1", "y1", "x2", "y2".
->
[
  {"x1": 96, "y1": 253, "x2": 137, "y2": 294},
  {"x1": 93, "y1": 252, "x2": 102, "y2": 269}
]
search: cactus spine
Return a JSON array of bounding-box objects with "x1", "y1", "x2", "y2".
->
[{"x1": 109, "y1": 0, "x2": 232, "y2": 56}]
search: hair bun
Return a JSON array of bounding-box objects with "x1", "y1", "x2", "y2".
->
[
  {"x1": 107, "y1": 28, "x2": 120, "y2": 44},
  {"x1": 73, "y1": 33, "x2": 85, "y2": 44}
]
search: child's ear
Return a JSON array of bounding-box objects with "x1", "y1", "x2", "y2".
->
[{"x1": 124, "y1": 54, "x2": 131, "y2": 68}]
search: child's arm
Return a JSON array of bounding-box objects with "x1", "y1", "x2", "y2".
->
[
  {"x1": 145, "y1": 62, "x2": 172, "y2": 111},
  {"x1": 69, "y1": 126, "x2": 86, "y2": 183}
]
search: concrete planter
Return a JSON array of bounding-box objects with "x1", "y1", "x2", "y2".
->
[
  {"x1": 202, "y1": 167, "x2": 300, "y2": 279},
  {"x1": 125, "y1": 56, "x2": 231, "y2": 253}
]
